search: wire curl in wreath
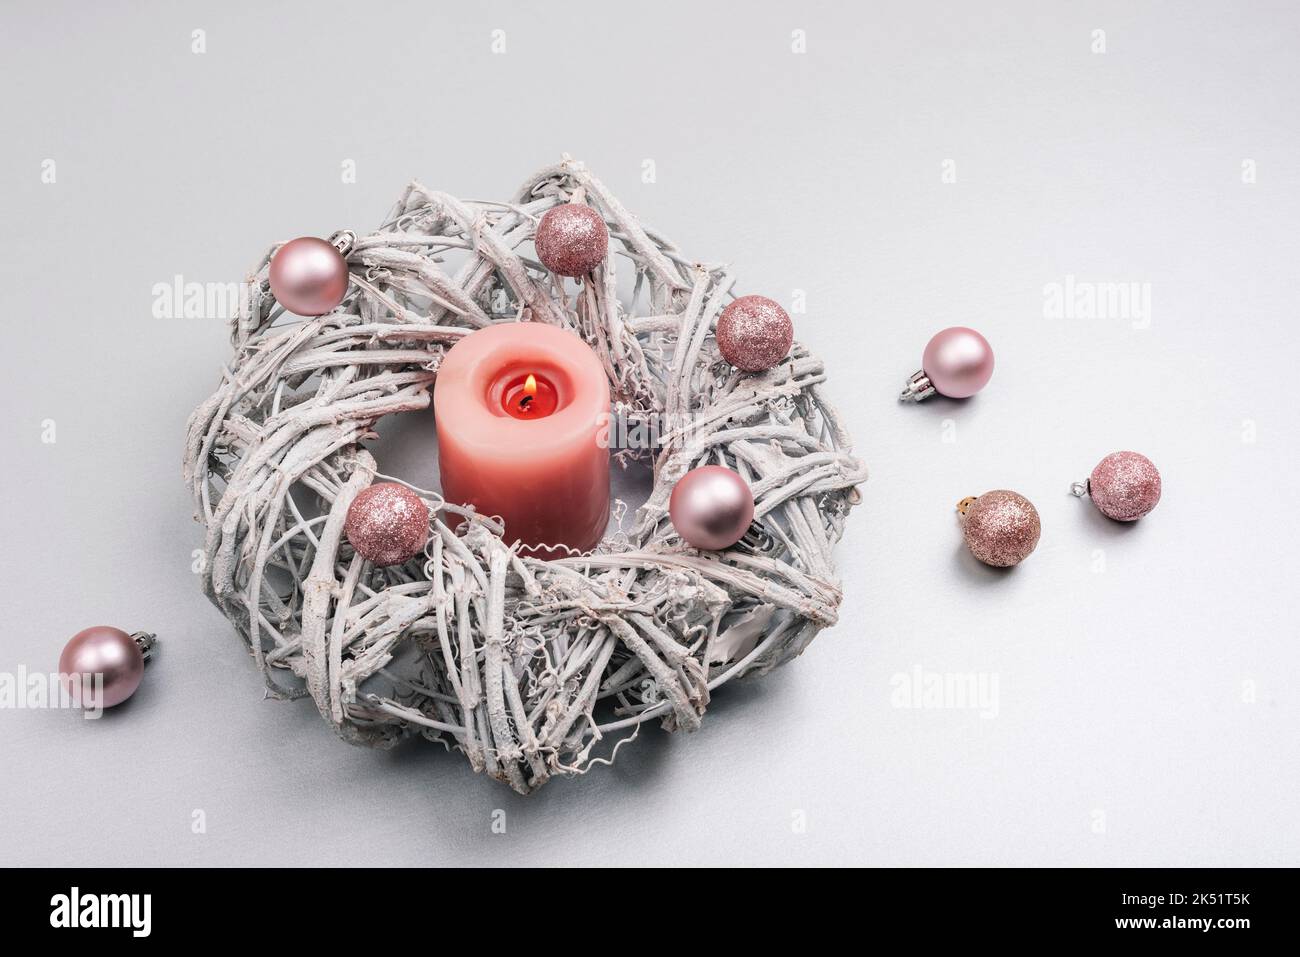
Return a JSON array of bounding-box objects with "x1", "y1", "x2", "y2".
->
[{"x1": 183, "y1": 158, "x2": 867, "y2": 794}]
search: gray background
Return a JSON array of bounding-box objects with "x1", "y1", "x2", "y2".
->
[{"x1": 1, "y1": 0, "x2": 1296, "y2": 866}]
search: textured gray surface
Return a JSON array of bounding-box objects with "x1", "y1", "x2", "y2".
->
[{"x1": 1, "y1": 0, "x2": 1296, "y2": 866}]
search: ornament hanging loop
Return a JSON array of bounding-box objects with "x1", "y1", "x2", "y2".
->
[
  {"x1": 131, "y1": 631, "x2": 158, "y2": 663},
  {"x1": 900, "y1": 370, "x2": 936, "y2": 402},
  {"x1": 1069, "y1": 481, "x2": 1089, "y2": 498},
  {"x1": 329, "y1": 229, "x2": 357, "y2": 257},
  {"x1": 734, "y1": 521, "x2": 780, "y2": 556}
]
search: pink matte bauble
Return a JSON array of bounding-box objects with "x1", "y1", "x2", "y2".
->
[
  {"x1": 269, "y1": 237, "x2": 350, "y2": 316},
  {"x1": 59, "y1": 626, "x2": 145, "y2": 708},
  {"x1": 922, "y1": 327, "x2": 994, "y2": 398},
  {"x1": 534, "y1": 204, "x2": 609, "y2": 277},
  {"x1": 669, "y1": 465, "x2": 755, "y2": 551},
  {"x1": 344, "y1": 483, "x2": 430, "y2": 567},
  {"x1": 1089, "y1": 451, "x2": 1162, "y2": 521}
]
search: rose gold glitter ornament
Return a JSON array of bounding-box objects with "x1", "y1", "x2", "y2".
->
[
  {"x1": 268, "y1": 231, "x2": 354, "y2": 316},
  {"x1": 1071, "y1": 450, "x2": 1161, "y2": 521},
  {"x1": 534, "y1": 203, "x2": 609, "y2": 277},
  {"x1": 957, "y1": 490, "x2": 1040, "y2": 567},
  {"x1": 716, "y1": 295, "x2": 794, "y2": 373},
  {"x1": 344, "y1": 482, "x2": 430, "y2": 567}
]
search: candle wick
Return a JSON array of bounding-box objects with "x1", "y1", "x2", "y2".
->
[{"x1": 520, "y1": 395, "x2": 533, "y2": 410}]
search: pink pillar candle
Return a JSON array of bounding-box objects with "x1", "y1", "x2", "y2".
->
[{"x1": 434, "y1": 323, "x2": 611, "y2": 553}]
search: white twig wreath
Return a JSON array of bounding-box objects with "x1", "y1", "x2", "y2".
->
[{"x1": 183, "y1": 159, "x2": 867, "y2": 793}]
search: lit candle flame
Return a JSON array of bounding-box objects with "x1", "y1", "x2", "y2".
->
[{"x1": 524, "y1": 373, "x2": 537, "y2": 397}]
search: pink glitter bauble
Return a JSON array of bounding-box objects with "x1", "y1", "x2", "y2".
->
[
  {"x1": 1089, "y1": 451, "x2": 1161, "y2": 521},
  {"x1": 344, "y1": 483, "x2": 430, "y2": 567},
  {"x1": 59, "y1": 626, "x2": 145, "y2": 708},
  {"x1": 269, "y1": 237, "x2": 350, "y2": 316},
  {"x1": 716, "y1": 295, "x2": 794, "y2": 372},
  {"x1": 669, "y1": 465, "x2": 755, "y2": 551},
  {"x1": 922, "y1": 327, "x2": 994, "y2": 398},
  {"x1": 534, "y1": 204, "x2": 609, "y2": 277},
  {"x1": 961, "y1": 490, "x2": 1040, "y2": 567}
]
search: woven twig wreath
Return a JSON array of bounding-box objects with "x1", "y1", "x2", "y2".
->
[{"x1": 183, "y1": 159, "x2": 867, "y2": 793}]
